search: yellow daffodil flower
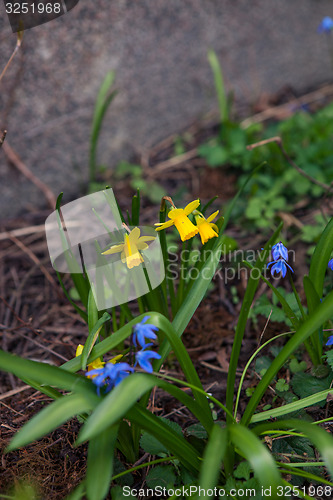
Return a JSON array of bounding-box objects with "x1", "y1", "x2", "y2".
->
[
  {"x1": 76, "y1": 344, "x2": 104, "y2": 377},
  {"x1": 76, "y1": 345, "x2": 122, "y2": 378},
  {"x1": 102, "y1": 227, "x2": 155, "y2": 269},
  {"x1": 195, "y1": 210, "x2": 219, "y2": 244},
  {"x1": 155, "y1": 199, "x2": 200, "y2": 242}
]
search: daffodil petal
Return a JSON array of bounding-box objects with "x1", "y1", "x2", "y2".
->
[
  {"x1": 155, "y1": 220, "x2": 174, "y2": 230},
  {"x1": 210, "y1": 223, "x2": 219, "y2": 233},
  {"x1": 76, "y1": 344, "x2": 84, "y2": 357},
  {"x1": 206, "y1": 210, "x2": 219, "y2": 223},
  {"x1": 139, "y1": 236, "x2": 156, "y2": 243},
  {"x1": 184, "y1": 199, "x2": 200, "y2": 216},
  {"x1": 128, "y1": 227, "x2": 141, "y2": 243},
  {"x1": 168, "y1": 208, "x2": 185, "y2": 220},
  {"x1": 136, "y1": 242, "x2": 149, "y2": 250},
  {"x1": 102, "y1": 243, "x2": 124, "y2": 255}
]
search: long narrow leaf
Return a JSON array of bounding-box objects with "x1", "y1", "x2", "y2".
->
[
  {"x1": 86, "y1": 424, "x2": 119, "y2": 500},
  {"x1": 194, "y1": 425, "x2": 227, "y2": 499},
  {"x1": 308, "y1": 217, "x2": 333, "y2": 297},
  {"x1": 250, "y1": 388, "x2": 333, "y2": 423},
  {"x1": 0, "y1": 350, "x2": 94, "y2": 395},
  {"x1": 6, "y1": 393, "x2": 96, "y2": 452},
  {"x1": 82, "y1": 311, "x2": 111, "y2": 370},
  {"x1": 229, "y1": 424, "x2": 281, "y2": 492},
  {"x1": 253, "y1": 419, "x2": 333, "y2": 479}
]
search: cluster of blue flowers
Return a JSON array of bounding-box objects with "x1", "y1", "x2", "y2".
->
[
  {"x1": 267, "y1": 241, "x2": 294, "y2": 278},
  {"x1": 87, "y1": 316, "x2": 161, "y2": 396},
  {"x1": 318, "y1": 16, "x2": 333, "y2": 33}
]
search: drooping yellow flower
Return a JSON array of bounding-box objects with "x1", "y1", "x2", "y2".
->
[
  {"x1": 102, "y1": 227, "x2": 155, "y2": 269},
  {"x1": 195, "y1": 210, "x2": 219, "y2": 244},
  {"x1": 76, "y1": 344, "x2": 104, "y2": 377},
  {"x1": 155, "y1": 199, "x2": 200, "y2": 242}
]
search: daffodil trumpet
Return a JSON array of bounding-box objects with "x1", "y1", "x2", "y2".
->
[
  {"x1": 155, "y1": 199, "x2": 200, "y2": 242},
  {"x1": 193, "y1": 209, "x2": 220, "y2": 245}
]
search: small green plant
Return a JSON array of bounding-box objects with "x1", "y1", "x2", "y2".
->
[{"x1": 2, "y1": 176, "x2": 333, "y2": 498}]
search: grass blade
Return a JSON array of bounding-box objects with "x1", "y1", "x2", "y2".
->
[
  {"x1": 229, "y1": 424, "x2": 281, "y2": 491},
  {"x1": 86, "y1": 424, "x2": 119, "y2": 500}
]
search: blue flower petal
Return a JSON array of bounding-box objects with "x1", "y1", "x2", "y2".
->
[
  {"x1": 133, "y1": 317, "x2": 159, "y2": 348},
  {"x1": 326, "y1": 335, "x2": 333, "y2": 346}
]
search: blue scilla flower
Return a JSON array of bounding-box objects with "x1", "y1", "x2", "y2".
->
[
  {"x1": 318, "y1": 16, "x2": 333, "y2": 33},
  {"x1": 268, "y1": 259, "x2": 294, "y2": 278},
  {"x1": 328, "y1": 259, "x2": 333, "y2": 271},
  {"x1": 326, "y1": 335, "x2": 333, "y2": 346},
  {"x1": 132, "y1": 316, "x2": 158, "y2": 348},
  {"x1": 135, "y1": 344, "x2": 161, "y2": 373},
  {"x1": 271, "y1": 241, "x2": 289, "y2": 262},
  {"x1": 87, "y1": 362, "x2": 133, "y2": 396},
  {"x1": 267, "y1": 242, "x2": 293, "y2": 278}
]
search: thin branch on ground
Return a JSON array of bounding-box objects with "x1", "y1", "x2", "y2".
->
[{"x1": 247, "y1": 136, "x2": 330, "y2": 191}]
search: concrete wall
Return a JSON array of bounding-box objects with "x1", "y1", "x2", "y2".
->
[{"x1": 1, "y1": 0, "x2": 333, "y2": 219}]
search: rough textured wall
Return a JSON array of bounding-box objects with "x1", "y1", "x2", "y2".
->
[{"x1": 1, "y1": 0, "x2": 333, "y2": 218}]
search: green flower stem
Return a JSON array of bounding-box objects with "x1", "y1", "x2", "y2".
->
[
  {"x1": 234, "y1": 331, "x2": 292, "y2": 419},
  {"x1": 289, "y1": 272, "x2": 320, "y2": 366},
  {"x1": 176, "y1": 240, "x2": 187, "y2": 311},
  {"x1": 158, "y1": 207, "x2": 176, "y2": 316},
  {"x1": 111, "y1": 307, "x2": 118, "y2": 332},
  {"x1": 288, "y1": 272, "x2": 306, "y2": 321}
]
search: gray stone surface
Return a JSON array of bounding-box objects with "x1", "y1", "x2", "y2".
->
[{"x1": 1, "y1": 0, "x2": 333, "y2": 219}]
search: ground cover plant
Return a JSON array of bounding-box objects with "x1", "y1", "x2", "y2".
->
[{"x1": 1, "y1": 49, "x2": 333, "y2": 500}]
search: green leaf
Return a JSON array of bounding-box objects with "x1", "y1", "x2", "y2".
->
[
  {"x1": 193, "y1": 424, "x2": 227, "y2": 499},
  {"x1": 90, "y1": 71, "x2": 117, "y2": 183},
  {"x1": 146, "y1": 465, "x2": 177, "y2": 489},
  {"x1": 0, "y1": 350, "x2": 95, "y2": 396},
  {"x1": 6, "y1": 393, "x2": 95, "y2": 452},
  {"x1": 251, "y1": 388, "x2": 333, "y2": 423},
  {"x1": 185, "y1": 423, "x2": 208, "y2": 439},
  {"x1": 229, "y1": 424, "x2": 281, "y2": 490},
  {"x1": 127, "y1": 405, "x2": 201, "y2": 474},
  {"x1": 272, "y1": 435, "x2": 314, "y2": 460},
  {"x1": 276, "y1": 379, "x2": 289, "y2": 393},
  {"x1": 77, "y1": 374, "x2": 157, "y2": 444},
  {"x1": 64, "y1": 482, "x2": 86, "y2": 500},
  {"x1": 291, "y1": 371, "x2": 333, "y2": 406},
  {"x1": 254, "y1": 420, "x2": 333, "y2": 479},
  {"x1": 207, "y1": 49, "x2": 228, "y2": 122},
  {"x1": 309, "y1": 217, "x2": 333, "y2": 298},
  {"x1": 289, "y1": 359, "x2": 307, "y2": 373},
  {"x1": 140, "y1": 418, "x2": 183, "y2": 456},
  {"x1": 86, "y1": 424, "x2": 119, "y2": 500},
  {"x1": 81, "y1": 311, "x2": 111, "y2": 370},
  {"x1": 234, "y1": 461, "x2": 251, "y2": 481},
  {"x1": 198, "y1": 143, "x2": 229, "y2": 167},
  {"x1": 140, "y1": 431, "x2": 168, "y2": 456},
  {"x1": 326, "y1": 350, "x2": 333, "y2": 371}
]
